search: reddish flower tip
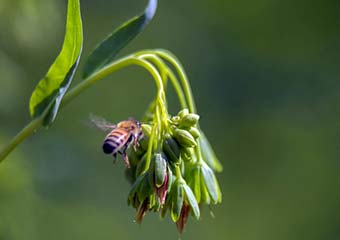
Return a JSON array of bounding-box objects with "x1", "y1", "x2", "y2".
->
[
  {"x1": 136, "y1": 200, "x2": 149, "y2": 224},
  {"x1": 176, "y1": 204, "x2": 190, "y2": 233},
  {"x1": 156, "y1": 171, "x2": 169, "y2": 204}
]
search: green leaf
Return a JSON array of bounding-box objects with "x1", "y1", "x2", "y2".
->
[
  {"x1": 183, "y1": 184, "x2": 200, "y2": 220},
  {"x1": 201, "y1": 164, "x2": 222, "y2": 204},
  {"x1": 82, "y1": 0, "x2": 157, "y2": 78},
  {"x1": 199, "y1": 131, "x2": 223, "y2": 172},
  {"x1": 29, "y1": 0, "x2": 83, "y2": 126}
]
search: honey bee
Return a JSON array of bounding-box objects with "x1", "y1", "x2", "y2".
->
[{"x1": 90, "y1": 115, "x2": 143, "y2": 168}]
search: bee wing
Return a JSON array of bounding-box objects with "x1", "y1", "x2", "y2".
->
[{"x1": 89, "y1": 114, "x2": 116, "y2": 132}]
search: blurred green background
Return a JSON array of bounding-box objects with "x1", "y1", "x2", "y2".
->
[{"x1": 1, "y1": 0, "x2": 340, "y2": 239}]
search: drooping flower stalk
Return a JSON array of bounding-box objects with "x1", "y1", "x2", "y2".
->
[{"x1": 0, "y1": 0, "x2": 222, "y2": 234}]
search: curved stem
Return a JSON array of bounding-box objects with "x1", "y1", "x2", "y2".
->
[
  {"x1": 148, "y1": 49, "x2": 205, "y2": 163},
  {"x1": 0, "y1": 49, "x2": 196, "y2": 164},
  {"x1": 136, "y1": 53, "x2": 188, "y2": 110},
  {"x1": 0, "y1": 116, "x2": 42, "y2": 163},
  {"x1": 136, "y1": 53, "x2": 168, "y2": 86},
  {"x1": 174, "y1": 165, "x2": 183, "y2": 180},
  {"x1": 63, "y1": 55, "x2": 164, "y2": 106},
  {"x1": 138, "y1": 49, "x2": 197, "y2": 114},
  {"x1": 0, "y1": 54, "x2": 166, "y2": 163},
  {"x1": 143, "y1": 121, "x2": 156, "y2": 175}
]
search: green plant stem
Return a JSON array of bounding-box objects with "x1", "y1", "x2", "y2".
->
[
  {"x1": 0, "y1": 116, "x2": 42, "y2": 163},
  {"x1": 0, "y1": 53, "x2": 167, "y2": 163},
  {"x1": 136, "y1": 53, "x2": 188, "y2": 110},
  {"x1": 0, "y1": 49, "x2": 197, "y2": 164},
  {"x1": 195, "y1": 141, "x2": 204, "y2": 165},
  {"x1": 63, "y1": 55, "x2": 164, "y2": 106},
  {"x1": 174, "y1": 165, "x2": 183, "y2": 180},
  {"x1": 142, "y1": 49, "x2": 197, "y2": 114},
  {"x1": 136, "y1": 54, "x2": 168, "y2": 87},
  {"x1": 144, "y1": 121, "x2": 157, "y2": 175},
  {"x1": 151, "y1": 50, "x2": 207, "y2": 164}
]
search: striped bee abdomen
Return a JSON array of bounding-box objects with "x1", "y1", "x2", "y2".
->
[{"x1": 102, "y1": 129, "x2": 129, "y2": 154}]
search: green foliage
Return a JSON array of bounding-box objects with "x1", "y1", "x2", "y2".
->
[
  {"x1": 82, "y1": 0, "x2": 157, "y2": 78},
  {"x1": 29, "y1": 0, "x2": 83, "y2": 126}
]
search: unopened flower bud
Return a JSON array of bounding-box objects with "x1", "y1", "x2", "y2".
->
[
  {"x1": 171, "y1": 115, "x2": 181, "y2": 124},
  {"x1": 189, "y1": 167, "x2": 201, "y2": 203},
  {"x1": 200, "y1": 164, "x2": 222, "y2": 204},
  {"x1": 180, "y1": 147, "x2": 195, "y2": 163},
  {"x1": 150, "y1": 154, "x2": 170, "y2": 205},
  {"x1": 176, "y1": 204, "x2": 190, "y2": 233},
  {"x1": 179, "y1": 113, "x2": 200, "y2": 128},
  {"x1": 136, "y1": 199, "x2": 149, "y2": 224},
  {"x1": 154, "y1": 153, "x2": 167, "y2": 188},
  {"x1": 163, "y1": 136, "x2": 181, "y2": 164},
  {"x1": 170, "y1": 180, "x2": 184, "y2": 222},
  {"x1": 156, "y1": 172, "x2": 169, "y2": 205},
  {"x1": 178, "y1": 108, "x2": 189, "y2": 118},
  {"x1": 173, "y1": 129, "x2": 197, "y2": 148},
  {"x1": 188, "y1": 127, "x2": 200, "y2": 139}
]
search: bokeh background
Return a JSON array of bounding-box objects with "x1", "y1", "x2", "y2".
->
[{"x1": 1, "y1": 0, "x2": 340, "y2": 239}]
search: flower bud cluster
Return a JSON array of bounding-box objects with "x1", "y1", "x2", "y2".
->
[{"x1": 125, "y1": 108, "x2": 222, "y2": 233}]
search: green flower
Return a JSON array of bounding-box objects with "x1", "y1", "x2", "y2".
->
[{"x1": 169, "y1": 179, "x2": 200, "y2": 231}]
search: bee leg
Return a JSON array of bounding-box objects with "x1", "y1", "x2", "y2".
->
[
  {"x1": 119, "y1": 146, "x2": 130, "y2": 168},
  {"x1": 112, "y1": 153, "x2": 118, "y2": 164},
  {"x1": 132, "y1": 134, "x2": 140, "y2": 151},
  {"x1": 122, "y1": 151, "x2": 130, "y2": 168}
]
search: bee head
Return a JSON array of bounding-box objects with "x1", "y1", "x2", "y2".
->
[
  {"x1": 135, "y1": 120, "x2": 142, "y2": 128},
  {"x1": 128, "y1": 117, "x2": 141, "y2": 129}
]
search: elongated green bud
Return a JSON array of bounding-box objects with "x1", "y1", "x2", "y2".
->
[
  {"x1": 171, "y1": 180, "x2": 184, "y2": 222},
  {"x1": 163, "y1": 136, "x2": 181, "y2": 164},
  {"x1": 154, "y1": 153, "x2": 167, "y2": 188},
  {"x1": 171, "y1": 115, "x2": 181, "y2": 125},
  {"x1": 180, "y1": 147, "x2": 195, "y2": 163},
  {"x1": 178, "y1": 108, "x2": 189, "y2": 118},
  {"x1": 191, "y1": 167, "x2": 201, "y2": 203},
  {"x1": 201, "y1": 164, "x2": 222, "y2": 204},
  {"x1": 200, "y1": 173, "x2": 211, "y2": 205},
  {"x1": 173, "y1": 129, "x2": 197, "y2": 148},
  {"x1": 179, "y1": 113, "x2": 200, "y2": 128},
  {"x1": 188, "y1": 127, "x2": 200, "y2": 139}
]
